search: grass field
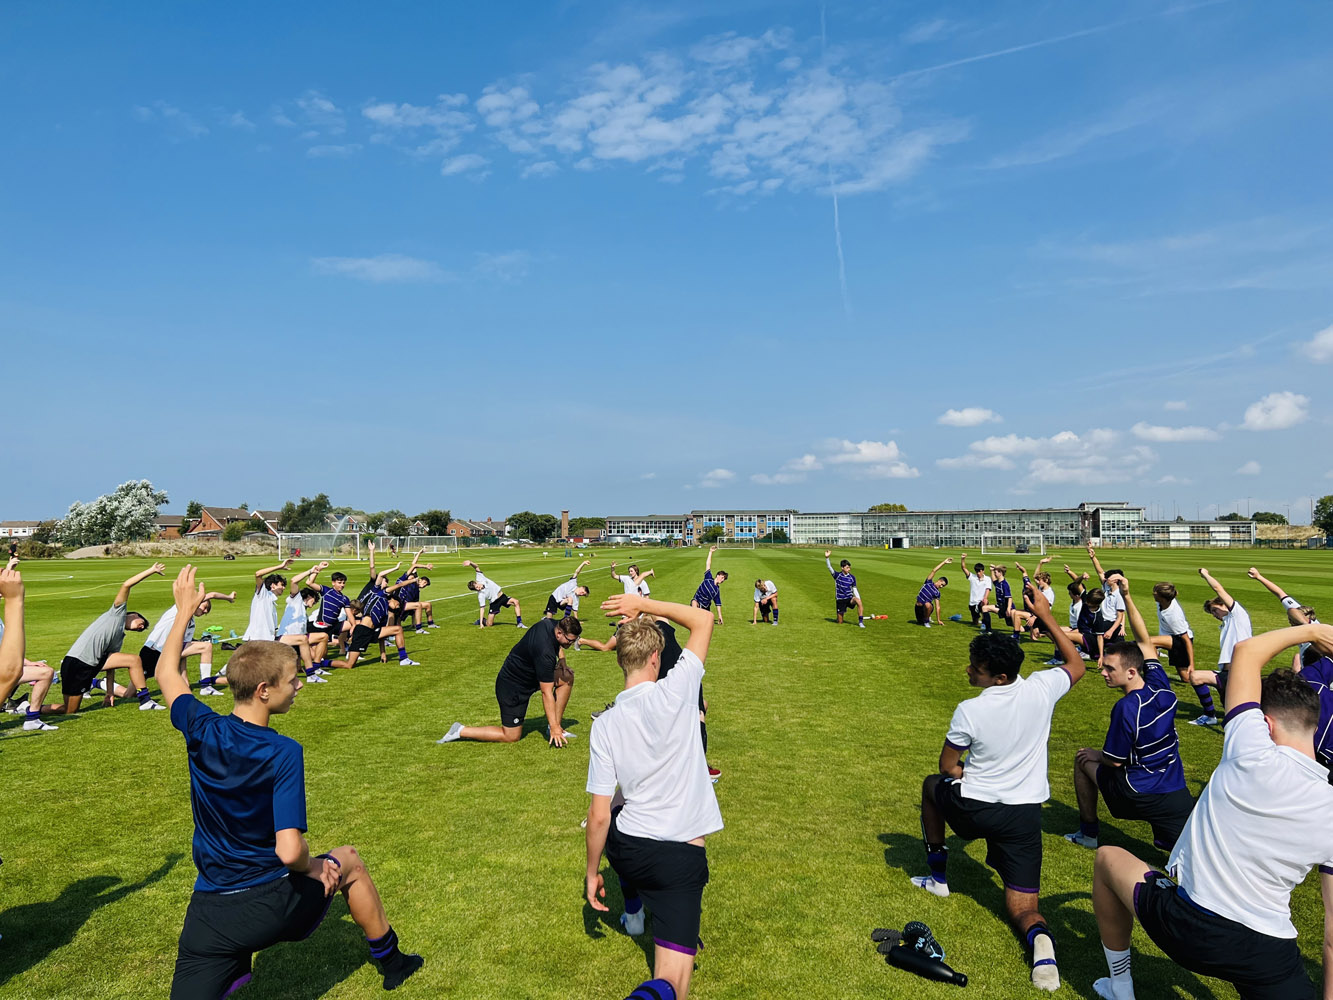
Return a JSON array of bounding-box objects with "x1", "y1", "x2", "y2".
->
[{"x1": 1, "y1": 545, "x2": 1329, "y2": 999}]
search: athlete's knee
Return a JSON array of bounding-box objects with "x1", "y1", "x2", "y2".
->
[
  {"x1": 500, "y1": 728, "x2": 522, "y2": 743},
  {"x1": 921, "y1": 773, "x2": 941, "y2": 799}
]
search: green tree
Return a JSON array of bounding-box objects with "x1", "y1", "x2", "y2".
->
[
  {"x1": 701, "y1": 525, "x2": 725, "y2": 543},
  {"x1": 276, "y1": 493, "x2": 334, "y2": 533},
  {"x1": 1215, "y1": 512, "x2": 1247, "y2": 521},
  {"x1": 1174, "y1": 515, "x2": 1185, "y2": 522},
  {"x1": 759, "y1": 528, "x2": 789, "y2": 543},
  {"x1": 867, "y1": 503, "x2": 907, "y2": 513},
  {"x1": 185, "y1": 499, "x2": 203, "y2": 530},
  {"x1": 415, "y1": 509, "x2": 452, "y2": 535},
  {"x1": 62, "y1": 479, "x2": 169, "y2": 545},
  {"x1": 31, "y1": 520, "x2": 59, "y2": 544},
  {"x1": 1252, "y1": 511, "x2": 1288, "y2": 525},
  {"x1": 508, "y1": 511, "x2": 560, "y2": 542},
  {"x1": 385, "y1": 516, "x2": 411, "y2": 537},
  {"x1": 569, "y1": 516, "x2": 606, "y2": 534},
  {"x1": 1313, "y1": 495, "x2": 1333, "y2": 536},
  {"x1": 222, "y1": 520, "x2": 247, "y2": 542}
]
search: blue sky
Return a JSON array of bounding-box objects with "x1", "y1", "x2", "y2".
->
[{"x1": 4, "y1": 1, "x2": 1332, "y2": 522}]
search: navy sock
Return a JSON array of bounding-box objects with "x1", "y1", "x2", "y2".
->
[
  {"x1": 982, "y1": 611, "x2": 992, "y2": 629},
  {"x1": 25, "y1": 709, "x2": 40, "y2": 721},
  {"x1": 1194, "y1": 684, "x2": 1216, "y2": 716},
  {"x1": 135, "y1": 688, "x2": 151, "y2": 704},
  {"x1": 1026, "y1": 923, "x2": 1054, "y2": 953},
  {"x1": 305, "y1": 666, "x2": 317, "y2": 677},
  {"x1": 516, "y1": 615, "x2": 524, "y2": 625},
  {"x1": 1080, "y1": 819, "x2": 1100, "y2": 839},
  {"x1": 925, "y1": 843, "x2": 948, "y2": 884},
  {"x1": 772, "y1": 609, "x2": 778, "y2": 621},
  {"x1": 398, "y1": 647, "x2": 408, "y2": 661},
  {"x1": 367, "y1": 926, "x2": 402, "y2": 964},
  {"x1": 625, "y1": 979, "x2": 676, "y2": 1000},
  {"x1": 623, "y1": 893, "x2": 643, "y2": 915},
  {"x1": 200, "y1": 675, "x2": 216, "y2": 686}
]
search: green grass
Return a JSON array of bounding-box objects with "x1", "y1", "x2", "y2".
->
[{"x1": 1, "y1": 546, "x2": 1329, "y2": 999}]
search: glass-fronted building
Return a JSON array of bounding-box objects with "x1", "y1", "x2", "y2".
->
[{"x1": 604, "y1": 515, "x2": 688, "y2": 542}]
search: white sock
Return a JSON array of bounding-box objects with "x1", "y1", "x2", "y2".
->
[
  {"x1": 1032, "y1": 932, "x2": 1055, "y2": 966},
  {"x1": 1101, "y1": 946, "x2": 1134, "y2": 998}
]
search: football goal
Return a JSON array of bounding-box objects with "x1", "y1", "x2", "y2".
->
[
  {"x1": 277, "y1": 532, "x2": 362, "y2": 560},
  {"x1": 377, "y1": 535, "x2": 460, "y2": 555},
  {"x1": 980, "y1": 532, "x2": 1046, "y2": 556},
  {"x1": 714, "y1": 536, "x2": 755, "y2": 550}
]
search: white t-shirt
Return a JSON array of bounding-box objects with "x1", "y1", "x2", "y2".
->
[
  {"x1": 242, "y1": 589, "x2": 278, "y2": 641},
  {"x1": 753, "y1": 580, "x2": 776, "y2": 602},
  {"x1": 587, "y1": 648, "x2": 723, "y2": 843},
  {"x1": 1157, "y1": 598, "x2": 1193, "y2": 638},
  {"x1": 552, "y1": 578, "x2": 581, "y2": 611},
  {"x1": 278, "y1": 594, "x2": 308, "y2": 636},
  {"x1": 1101, "y1": 587, "x2": 1126, "y2": 625},
  {"x1": 617, "y1": 574, "x2": 650, "y2": 597},
  {"x1": 1168, "y1": 705, "x2": 1333, "y2": 938},
  {"x1": 475, "y1": 572, "x2": 501, "y2": 607},
  {"x1": 1281, "y1": 597, "x2": 1320, "y2": 660},
  {"x1": 1039, "y1": 585, "x2": 1055, "y2": 609},
  {"x1": 144, "y1": 605, "x2": 196, "y2": 651},
  {"x1": 946, "y1": 668, "x2": 1073, "y2": 804},
  {"x1": 1217, "y1": 601, "x2": 1253, "y2": 667},
  {"x1": 1069, "y1": 598, "x2": 1083, "y2": 630},
  {"x1": 967, "y1": 574, "x2": 991, "y2": 604}
]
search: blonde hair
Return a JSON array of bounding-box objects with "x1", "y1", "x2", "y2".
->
[
  {"x1": 227, "y1": 641, "x2": 298, "y2": 701},
  {"x1": 615, "y1": 616, "x2": 665, "y2": 676}
]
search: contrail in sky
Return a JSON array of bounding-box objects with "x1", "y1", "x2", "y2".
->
[{"x1": 821, "y1": 4, "x2": 851, "y2": 318}]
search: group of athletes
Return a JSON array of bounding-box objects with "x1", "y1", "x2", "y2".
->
[
  {"x1": 1, "y1": 540, "x2": 1330, "y2": 999},
  {"x1": 907, "y1": 546, "x2": 1332, "y2": 999}
]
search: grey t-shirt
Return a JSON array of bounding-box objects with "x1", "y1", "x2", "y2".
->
[{"x1": 68, "y1": 603, "x2": 127, "y2": 666}]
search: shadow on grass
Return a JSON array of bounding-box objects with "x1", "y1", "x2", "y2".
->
[
  {"x1": 0, "y1": 853, "x2": 182, "y2": 986},
  {"x1": 1043, "y1": 798, "x2": 1166, "y2": 862},
  {"x1": 250, "y1": 902, "x2": 372, "y2": 999},
  {"x1": 581, "y1": 867, "x2": 654, "y2": 974}
]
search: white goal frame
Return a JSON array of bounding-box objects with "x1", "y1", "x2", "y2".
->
[
  {"x1": 277, "y1": 532, "x2": 362, "y2": 561},
  {"x1": 714, "y1": 536, "x2": 756, "y2": 550},
  {"x1": 980, "y1": 532, "x2": 1045, "y2": 556},
  {"x1": 377, "y1": 535, "x2": 461, "y2": 555}
]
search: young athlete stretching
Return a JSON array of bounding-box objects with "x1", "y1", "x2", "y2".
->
[
  {"x1": 464, "y1": 559, "x2": 525, "y2": 628},
  {"x1": 141, "y1": 589, "x2": 236, "y2": 697},
  {"x1": 1065, "y1": 575, "x2": 1193, "y2": 853},
  {"x1": 825, "y1": 550, "x2": 863, "y2": 627},
  {"x1": 911, "y1": 584, "x2": 1084, "y2": 991},
  {"x1": 611, "y1": 561, "x2": 653, "y2": 597},
  {"x1": 241, "y1": 559, "x2": 296, "y2": 642},
  {"x1": 546, "y1": 559, "x2": 592, "y2": 619},
  {"x1": 1184, "y1": 567, "x2": 1254, "y2": 722},
  {"x1": 752, "y1": 578, "x2": 779, "y2": 625},
  {"x1": 438, "y1": 614, "x2": 582, "y2": 746},
  {"x1": 584, "y1": 591, "x2": 719, "y2": 1000},
  {"x1": 155, "y1": 567, "x2": 423, "y2": 997},
  {"x1": 961, "y1": 553, "x2": 991, "y2": 631},
  {"x1": 1090, "y1": 622, "x2": 1333, "y2": 1000},
  {"x1": 691, "y1": 546, "x2": 727, "y2": 625},
  {"x1": 44, "y1": 562, "x2": 165, "y2": 716},
  {"x1": 0, "y1": 558, "x2": 59, "y2": 732},
  {"x1": 1247, "y1": 565, "x2": 1322, "y2": 668},
  {"x1": 914, "y1": 558, "x2": 952, "y2": 627}
]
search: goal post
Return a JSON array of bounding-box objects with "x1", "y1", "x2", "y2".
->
[
  {"x1": 378, "y1": 535, "x2": 460, "y2": 555},
  {"x1": 277, "y1": 532, "x2": 361, "y2": 560},
  {"x1": 980, "y1": 532, "x2": 1045, "y2": 556},
  {"x1": 714, "y1": 536, "x2": 755, "y2": 550}
]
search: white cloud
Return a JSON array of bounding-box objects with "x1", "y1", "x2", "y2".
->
[
  {"x1": 751, "y1": 453, "x2": 823, "y2": 485},
  {"x1": 690, "y1": 29, "x2": 788, "y2": 66},
  {"x1": 521, "y1": 160, "x2": 559, "y2": 178},
  {"x1": 936, "y1": 453, "x2": 1015, "y2": 471},
  {"x1": 311, "y1": 254, "x2": 448, "y2": 283},
  {"x1": 294, "y1": 90, "x2": 345, "y2": 134},
  {"x1": 1241, "y1": 391, "x2": 1309, "y2": 431},
  {"x1": 825, "y1": 439, "x2": 920, "y2": 478},
  {"x1": 133, "y1": 101, "x2": 208, "y2": 138},
  {"x1": 475, "y1": 85, "x2": 540, "y2": 128},
  {"x1": 1156, "y1": 474, "x2": 1192, "y2": 485},
  {"x1": 306, "y1": 143, "x2": 362, "y2": 158},
  {"x1": 1298, "y1": 323, "x2": 1333, "y2": 363},
  {"x1": 699, "y1": 468, "x2": 735, "y2": 488},
  {"x1": 954, "y1": 429, "x2": 1154, "y2": 486},
  {"x1": 441, "y1": 153, "x2": 490, "y2": 176},
  {"x1": 902, "y1": 18, "x2": 953, "y2": 45},
  {"x1": 938, "y1": 407, "x2": 1001, "y2": 427},
  {"x1": 640, "y1": 472, "x2": 656, "y2": 480},
  {"x1": 1163, "y1": 400, "x2": 1188, "y2": 411},
  {"x1": 473, "y1": 250, "x2": 530, "y2": 282},
  {"x1": 1236, "y1": 460, "x2": 1262, "y2": 476},
  {"x1": 223, "y1": 110, "x2": 255, "y2": 129},
  {"x1": 1130, "y1": 422, "x2": 1220, "y2": 442}
]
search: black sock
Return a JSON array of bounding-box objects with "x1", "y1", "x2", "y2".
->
[{"x1": 368, "y1": 926, "x2": 402, "y2": 966}]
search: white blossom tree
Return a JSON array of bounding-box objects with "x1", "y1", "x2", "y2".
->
[{"x1": 61, "y1": 480, "x2": 169, "y2": 545}]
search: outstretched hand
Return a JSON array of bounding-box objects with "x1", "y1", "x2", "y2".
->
[
  {"x1": 173, "y1": 565, "x2": 206, "y2": 615},
  {"x1": 586, "y1": 872, "x2": 608, "y2": 912},
  {"x1": 1247, "y1": 567, "x2": 1260, "y2": 579},
  {"x1": 601, "y1": 593, "x2": 646, "y2": 619},
  {"x1": 824, "y1": 550, "x2": 831, "y2": 558},
  {"x1": 0, "y1": 565, "x2": 23, "y2": 601},
  {"x1": 149, "y1": 562, "x2": 167, "y2": 576}
]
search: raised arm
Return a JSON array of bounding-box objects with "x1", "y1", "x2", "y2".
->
[
  {"x1": 1199, "y1": 567, "x2": 1235, "y2": 609},
  {"x1": 1029, "y1": 581, "x2": 1084, "y2": 684},
  {"x1": 571, "y1": 558, "x2": 591, "y2": 579},
  {"x1": 157, "y1": 566, "x2": 205, "y2": 708},
  {"x1": 1226, "y1": 623, "x2": 1332, "y2": 714},
  {"x1": 705, "y1": 545, "x2": 716, "y2": 573},
  {"x1": 1117, "y1": 576, "x2": 1172, "y2": 660},
  {"x1": 930, "y1": 557, "x2": 953, "y2": 577},
  {"x1": 253, "y1": 558, "x2": 293, "y2": 594},
  {"x1": 1087, "y1": 543, "x2": 1107, "y2": 583},
  {"x1": 630, "y1": 567, "x2": 654, "y2": 586},
  {"x1": 462, "y1": 559, "x2": 481, "y2": 572},
  {"x1": 115, "y1": 562, "x2": 166, "y2": 606},
  {"x1": 0, "y1": 566, "x2": 25, "y2": 702},
  {"x1": 601, "y1": 593, "x2": 714, "y2": 663},
  {"x1": 825, "y1": 550, "x2": 836, "y2": 576},
  {"x1": 286, "y1": 565, "x2": 319, "y2": 594},
  {"x1": 367, "y1": 541, "x2": 376, "y2": 578},
  {"x1": 204, "y1": 590, "x2": 237, "y2": 603}
]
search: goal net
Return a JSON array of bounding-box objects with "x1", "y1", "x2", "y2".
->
[
  {"x1": 980, "y1": 532, "x2": 1045, "y2": 556},
  {"x1": 714, "y1": 536, "x2": 755, "y2": 550},
  {"x1": 378, "y1": 535, "x2": 460, "y2": 555},
  {"x1": 277, "y1": 532, "x2": 361, "y2": 560}
]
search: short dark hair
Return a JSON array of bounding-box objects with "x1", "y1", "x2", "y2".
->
[
  {"x1": 1203, "y1": 596, "x2": 1228, "y2": 614},
  {"x1": 973, "y1": 563, "x2": 984, "y2": 573},
  {"x1": 715, "y1": 570, "x2": 728, "y2": 580},
  {"x1": 1153, "y1": 582, "x2": 1176, "y2": 603},
  {"x1": 417, "y1": 576, "x2": 430, "y2": 587},
  {"x1": 1085, "y1": 588, "x2": 1106, "y2": 610},
  {"x1": 1102, "y1": 641, "x2": 1144, "y2": 676},
  {"x1": 299, "y1": 587, "x2": 319, "y2": 602},
  {"x1": 1104, "y1": 568, "x2": 1124, "y2": 580},
  {"x1": 467, "y1": 580, "x2": 481, "y2": 591},
  {"x1": 1261, "y1": 668, "x2": 1319, "y2": 733},
  {"x1": 331, "y1": 571, "x2": 348, "y2": 584},
  {"x1": 970, "y1": 631, "x2": 1024, "y2": 681},
  {"x1": 263, "y1": 574, "x2": 286, "y2": 589},
  {"x1": 1067, "y1": 581, "x2": 1084, "y2": 597},
  {"x1": 840, "y1": 559, "x2": 851, "y2": 569},
  {"x1": 555, "y1": 616, "x2": 583, "y2": 638},
  {"x1": 938, "y1": 576, "x2": 949, "y2": 587},
  {"x1": 126, "y1": 611, "x2": 149, "y2": 629}
]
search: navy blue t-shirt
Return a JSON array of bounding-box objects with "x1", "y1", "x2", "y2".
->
[
  {"x1": 1300, "y1": 656, "x2": 1333, "y2": 765},
  {"x1": 1101, "y1": 659, "x2": 1186, "y2": 795},
  {"x1": 693, "y1": 570, "x2": 722, "y2": 610},
  {"x1": 363, "y1": 587, "x2": 390, "y2": 628},
  {"x1": 317, "y1": 586, "x2": 351, "y2": 627},
  {"x1": 397, "y1": 573, "x2": 420, "y2": 604},
  {"x1": 171, "y1": 694, "x2": 307, "y2": 892}
]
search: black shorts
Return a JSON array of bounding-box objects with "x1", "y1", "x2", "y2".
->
[
  {"x1": 495, "y1": 676, "x2": 533, "y2": 729},
  {"x1": 171, "y1": 869, "x2": 334, "y2": 1000},
  {"x1": 1167, "y1": 633, "x2": 1192, "y2": 669},
  {"x1": 489, "y1": 594, "x2": 514, "y2": 616},
  {"x1": 996, "y1": 596, "x2": 1012, "y2": 618},
  {"x1": 934, "y1": 778, "x2": 1042, "y2": 893},
  {"x1": 347, "y1": 624, "x2": 378, "y2": 654},
  {"x1": 1134, "y1": 873, "x2": 1314, "y2": 1000},
  {"x1": 836, "y1": 597, "x2": 856, "y2": 614},
  {"x1": 544, "y1": 595, "x2": 570, "y2": 617},
  {"x1": 60, "y1": 655, "x2": 100, "y2": 698},
  {"x1": 307, "y1": 622, "x2": 338, "y2": 639},
  {"x1": 1096, "y1": 766, "x2": 1194, "y2": 849},
  {"x1": 606, "y1": 816, "x2": 709, "y2": 954},
  {"x1": 914, "y1": 603, "x2": 931, "y2": 625},
  {"x1": 140, "y1": 646, "x2": 162, "y2": 678}
]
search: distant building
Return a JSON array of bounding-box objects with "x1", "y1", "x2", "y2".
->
[
  {"x1": 187, "y1": 506, "x2": 254, "y2": 538},
  {"x1": 250, "y1": 510, "x2": 282, "y2": 536},
  {"x1": 0, "y1": 520, "x2": 42, "y2": 538},
  {"x1": 154, "y1": 514, "x2": 185, "y2": 540},
  {"x1": 604, "y1": 515, "x2": 690, "y2": 542},
  {"x1": 687, "y1": 509, "x2": 794, "y2": 544}
]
